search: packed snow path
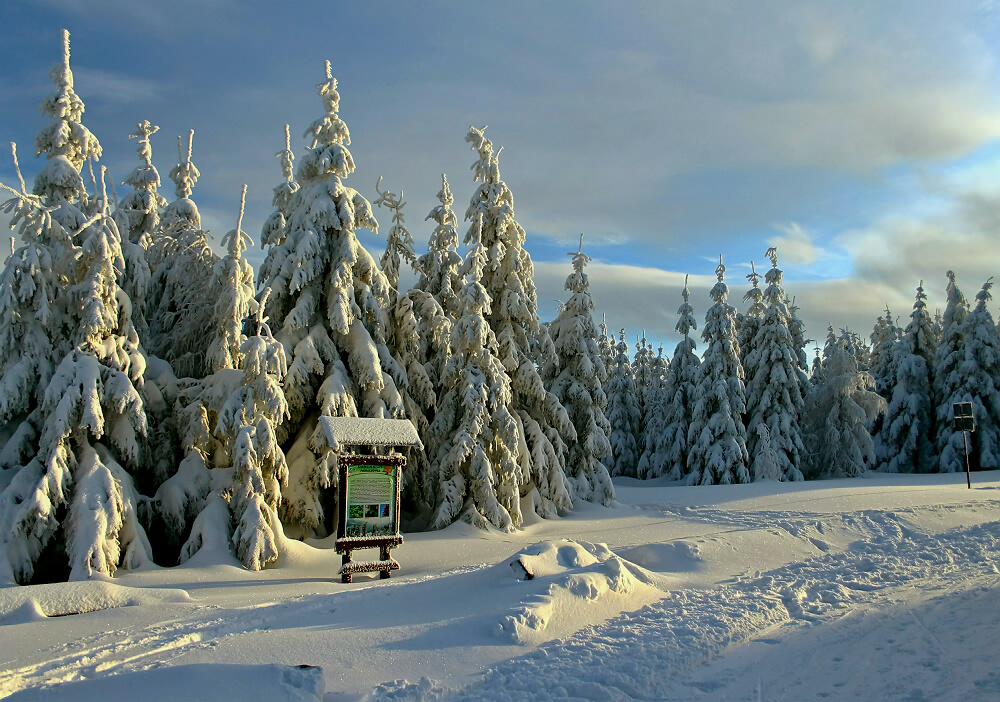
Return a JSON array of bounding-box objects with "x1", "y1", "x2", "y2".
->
[
  {"x1": 1, "y1": 475, "x2": 999, "y2": 700},
  {"x1": 420, "y1": 513, "x2": 1000, "y2": 701}
]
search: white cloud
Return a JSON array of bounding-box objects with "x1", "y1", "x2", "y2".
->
[{"x1": 768, "y1": 222, "x2": 819, "y2": 265}]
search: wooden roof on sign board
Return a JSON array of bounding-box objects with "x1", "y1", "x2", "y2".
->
[{"x1": 314, "y1": 416, "x2": 423, "y2": 452}]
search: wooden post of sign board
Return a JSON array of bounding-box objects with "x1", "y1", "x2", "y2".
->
[{"x1": 963, "y1": 430, "x2": 972, "y2": 490}]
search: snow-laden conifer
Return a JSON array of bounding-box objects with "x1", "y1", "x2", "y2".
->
[
  {"x1": 686, "y1": 257, "x2": 749, "y2": 485},
  {"x1": 868, "y1": 308, "x2": 899, "y2": 402},
  {"x1": 786, "y1": 296, "x2": 810, "y2": 375},
  {"x1": 604, "y1": 329, "x2": 641, "y2": 478},
  {"x1": 463, "y1": 126, "x2": 575, "y2": 515},
  {"x1": 738, "y1": 262, "x2": 765, "y2": 369},
  {"x1": 876, "y1": 282, "x2": 937, "y2": 473},
  {"x1": 145, "y1": 130, "x2": 218, "y2": 379},
  {"x1": 0, "y1": 33, "x2": 155, "y2": 582},
  {"x1": 651, "y1": 277, "x2": 700, "y2": 481},
  {"x1": 260, "y1": 125, "x2": 299, "y2": 253},
  {"x1": 743, "y1": 248, "x2": 805, "y2": 482},
  {"x1": 374, "y1": 178, "x2": 416, "y2": 310},
  {"x1": 426, "y1": 215, "x2": 523, "y2": 530},
  {"x1": 932, "y1": 271, "x2": 971, "y2": 472},
  {"x1": 802, "y1": 337, "x2": 886, "y2": 479},
  {"x1": 115, "y1": 120, "x2": 164, "y2": 341},
  {"x1": 375, "y1": 179, "x2": 450, "y2": 508},
  {"x1": 547, "y1": 235, "x2": 614, "y2": 505},
  {"x1": 212, "y1": 193, "x2": 290, "y2": 569},
  {"x1": 637, "y1": 345, "x2": 671, "y2": 479},
  {"x1": 946, "y1": 280, "x2": 1000, "y2": 472},
  {"x1": 259, "y1": 63, "x2": 402, "y2": 536},
  {"x1": 417, "y1": 174, "x2": 462, "y2": 321}
]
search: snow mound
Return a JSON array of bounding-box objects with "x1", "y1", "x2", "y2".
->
[
  {"x1": 0, "y1": 581, "x2": 193, "y2": 622},
  {"x1": 4, "y1": 663, "x2": 324, "y2": 701},
  {"x1": 496, "y1": 540, "x2": 668, "y2": 644}
]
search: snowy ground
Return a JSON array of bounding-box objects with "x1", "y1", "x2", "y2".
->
[{"x1": 2, "y1": 472, "x2": 999, "y2": 701}]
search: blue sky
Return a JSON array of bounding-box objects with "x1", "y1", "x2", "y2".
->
[{"x1": 2, "y1": 1, "x2": 1000, "y2": 353}]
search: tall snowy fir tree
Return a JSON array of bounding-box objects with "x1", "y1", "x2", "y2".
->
[
  {"x1": 932, "y1": 271, "x2": 971, "y2": 473},
  {"x1": 463, "y1": 126, "x2": 575, "y2": 516},
  {"x1": 115, "y1": 120, "x2": 165, "y2": 342},
  {"x1": 213, "y1": 192, "x2": 290, "y2": 570},
  {"x1": 547, "y1": 235, "x2": 613, "y2": 506},
  {"x1": 0, "y1": 32, "x2": 155, "y2": 583},
  {"x1": 869, "y1": 308, "x2": 900, "y2": 402},
  {"x1": 743, "y1": 248, "x2": 804, "y2": 481},
  {"x1": 375, "y1": 179, "x2": 450, "y2": 510},
  {"x1": 260, "y1": 62, "x2": 401, "y2": 537},
  {"x1": 145, "y1": 130, "x2": 218, "y2": 379},
  {"x1": 604, "y1": 329, "x2": 641, "y2": 478},
  {"x1": 374, "y1": 177, "x2": 416, "y2": 309},
  {"x1": 738, "y1": 262, "x2": 765, "y2": 369},
  {"x1": 426, "y1": 215, "x2": 524, "y2": 531},
  {"x1": 876, "y1": 282, "x2": 937, "y2": 473},
  {"x1": 260, "y1": 125, "x2": 299, "y2": 254},
  {"x1": 686, "y1": 257, "x2": 749, "y2": 485},
  {"x1": 649, "y1": 277, "x2": 700, "y2": 481},
  {"x1": 802, "y1": 336, "x2": 886, "y2": 479},
  {"x1": 417, "y1": 174, "x2": 462, "y2": 322},
  {"x1": 947, "y1": 280, "x2": 1000, "y2": 472},
  {"x1": 637, "y1": 344, "x2": 670, "y2": 479}
]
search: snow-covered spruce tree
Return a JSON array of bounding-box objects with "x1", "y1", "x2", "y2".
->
[
  {"x1": 212, "y1": 193, "x2": 290, "y2": 570},
  {"x1": 932, "y1": 271, "x2": 971, "y2": 473},
  {"x1": 801, "y1": 337, "x2": 886, "y2": 479},
  {"x1": 743, "y1": 248, "x2": 805, "y2": 482},
  {"x1": 738, "y1": 262, "x2": 765, "y2": 369},
  {"x1": 463, "y1": 126, "x2": 575, "y2": 514},
  {"x1": 145, "y1": 130, "x2": 219, "y2": 379},
  {"x1": 637, "y1": 344, "x2": 671, "y2": 479},
  {"x1": 260, "y1": 125, "x2": 299, "y2": 254},
  {"x1": 374, "y1": 177, "x2": 417, "y2": 309},
  {"x1": 604, "y1": 329, "x2": 641, "y2": 478},
  {"x1": 686, "y1": 257, "x2": 749, "y2": 485},
  {"x1": 260, "y1": 63, "x2": 402, "y2": 537},
  {"x1": 631, "y1": 332, "x2": 656, "y2": 455},
  {"x1": 810, "y1": 346, "x2": 823, "y2": 385},
  {"x1": 417, "y1": 174, "x2": 463, "y2": 322},
  {"x1": 0, "y1": 145, "x2": 64, "y2": 458},
  {"x1": 869, "y1": 308, "x2": 900, "y2": 402},
  {"x1": 1, "y1": 166, "x2": 151, "y2": 583},
  {"x1": 375, "y1": 179, "x2": 450, "y2": 509},
  {"x1": 426, "y1": 214, "x2": 524, "y2": 530},
  {"x1": 115, "y1": 120, "x2": 165, "y2": 342},
  {"x1": 946, "y1": 279, "x2": 1000, "y2": 472},
  {"x1": 649, "y1": 276, "x2": 701, "y2": 481},
  {"x1": 785, "y1": 295, "x2": 810, "y2": 376},
  {"x1": 1, "y1": 33, "x2": 154, "y2": 583},
  {"x1": 547, "y1": 235, "x2": 614, "y2": 505},
  {"x1": 597, "y1": 316, "x2": 615, "y2": 386},
  {"x1": 876, "y1": 281, "x2": 937, "y2": 473}
]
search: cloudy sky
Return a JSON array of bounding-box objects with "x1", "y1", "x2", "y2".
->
[{"x1": 2, "y1": 1, "x2": 1000, "y2": 355}]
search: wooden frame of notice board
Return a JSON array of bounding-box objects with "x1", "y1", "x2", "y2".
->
[{"x1": 335, "y1": 453, "x2": 404, "y2": 583}]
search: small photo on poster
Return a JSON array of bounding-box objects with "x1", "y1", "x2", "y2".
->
[
  {"x1": 349, "y1": 505, "x2": 364, "y2": 519},
  {"x1": 380, "y1": 504, "x2": 390, "y2": 517},
  {"x1": 365, "y1": 504, "x2": 379, "y2": 518}
]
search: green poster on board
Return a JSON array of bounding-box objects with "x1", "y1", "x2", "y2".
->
[{"x1": 344, "y1": 464, "x2": 397, "y2": 538}]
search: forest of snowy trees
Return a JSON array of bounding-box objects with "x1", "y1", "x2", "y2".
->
[{"x1": 2, "y1": 32, "x2": 1000, "y2": 584}]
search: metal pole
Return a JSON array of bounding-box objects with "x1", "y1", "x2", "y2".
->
[{"x1": 963, "y1": 430, "x2": 972, "y2": 490}]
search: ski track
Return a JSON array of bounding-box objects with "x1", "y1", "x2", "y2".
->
[{"x1": 371, "y1": 510, "x2": 1000, "y2": 702}]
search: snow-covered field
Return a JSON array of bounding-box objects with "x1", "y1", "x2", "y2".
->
[{"x1": 2, "y1": 471, "x2": 999, "y2": 701}]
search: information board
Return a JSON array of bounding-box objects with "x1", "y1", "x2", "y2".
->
[
  {"x1": 344, "y1": 463, "x2": 397, "y2": 538},
  {"x1": 336, "y1": 454, "x2": 404, "y2": 553}
]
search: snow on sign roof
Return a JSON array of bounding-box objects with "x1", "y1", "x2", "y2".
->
[{"x1": 314, "y1": 417, "x2": 423, "y2": 452}]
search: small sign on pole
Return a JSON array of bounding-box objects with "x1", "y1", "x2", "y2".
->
[{"x1": 952, "y1": 402, "x2": 975, "y2": 490}]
